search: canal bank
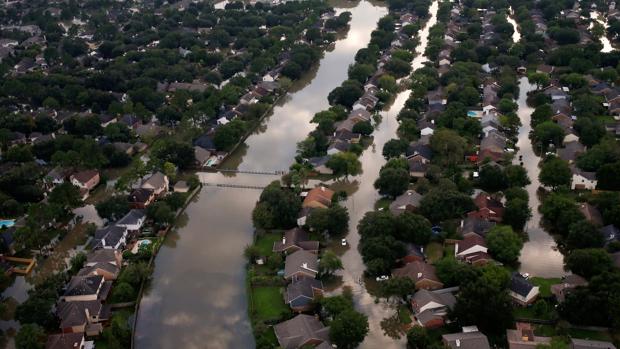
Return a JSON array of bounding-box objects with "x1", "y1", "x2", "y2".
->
[
  {"x1": 327, "y1": 1, "x2": 439, "y2": 348},
  {"x1": 132, "y1": 2, "x2": 388, "y2": 348}
]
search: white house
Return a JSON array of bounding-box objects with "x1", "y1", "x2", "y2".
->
[
  {"x1": 115, "y1": 209, "x2": 146, "y2": 232},
  {"x1": 571, "y1": 165, "x2": 597, "y2": 190},
  {"x1": 509, "y1": 273, "x2": 540, "y2": 306},
  {"x1": 420, "y1": 127, "x2": 435, "y2": 136},
  {"x1": 482, "y1": 104, "x2": 496, "y2": 115}
]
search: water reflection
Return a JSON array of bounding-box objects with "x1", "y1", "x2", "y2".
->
[
  {"x1": 514, "y1": 77, "x2": 566, "y2": 278},
  {"x1": 134, "y1": 2, "x2": 388, "y2": 348},
  {"x1": 330, "y1": 2, "x2": 439, "y2": 348}
]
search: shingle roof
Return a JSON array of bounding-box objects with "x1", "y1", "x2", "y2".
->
[
  {"x1": 510, "y1": 273, "x2": 534, "y2": 297},
  {"x1": 571, "y1": 338, "x2": 617, "y2": 349},
  {"x1": 94, "y1": 225, "x2": 127, "y2": 248},
  {"x1": 45, "y1": 333, "x2": 84, "y2": 349},
  {"x1": 442, "y1": 331, "x2": 491, "y2": 349},
  {"x1": 284, "y1": 250, "x2": 318, "y2": 279},
  {"x1": 63, "y1": 275, "x2": 103, "y2": 297},
  {"x1": 389, "y1": 190, "x2": 423, "y2": 216},
  {"x1": 285, "y1": 278, "x2": 323, "y2": 303},
  {"x1": 116, "y1": 209, "x2": 145, "y2": 226},
  {"x1": 392, "y1": 261, "x2": 441, "y2": 284},
  {"x1": 274, "y1": 314, "x2": 330, "y2": 349},
  {"x1": 57, "y1": 300, "x2": 102, "y2": 328}
]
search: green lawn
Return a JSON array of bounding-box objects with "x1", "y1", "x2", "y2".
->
[
  {"x1": 398, "y1": 305, "x2": 413, "y2": 325},
  {"x1": 534, "y1": 325, "x2": 613, "y2": 342},
  {"x1": 251, "y1": 286, "x2": 289, "y2": 322},
  {"x1": 425, "y1": 242, "x2": 444, "y2": 263},
  {"x1": 531, "y1": 277, "x2": 562, "y2": 298},
  {"x1": 513, "y1": 305, "x2": 556, "y2": 321},
  {"x1": 254, "y1": 232, "x2": 282, "y2": 256}
]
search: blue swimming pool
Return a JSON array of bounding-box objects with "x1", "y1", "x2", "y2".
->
[
  {"x1": 0, "y1": 220, "x2": 15, "y2": 228},
  {"x1": 467, "y1": 111, "x2": 478, "y2": 117}
]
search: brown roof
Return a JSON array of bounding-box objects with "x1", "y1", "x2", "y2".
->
[
  {"x1": 274, "y1": 314, "x2": 330, "y2": 349},
  {"x1": 71, "y1": 170, "x2": 99, "y2": 184},
  {"x1": 579, "y1": 203, "x2": 603, "y2": 226},
  {"x1": 456, "y1": 232, "x2": 487, "y2": 255},
  {"x1": 392, "y1": 261, "x2": 441, "y2": 284},
  {"x1": 45, "y1": 333, "x2": 84, "y2": 349},
  {"x1": 302, "y1": 186, "x2": 334, "y2": 208}
]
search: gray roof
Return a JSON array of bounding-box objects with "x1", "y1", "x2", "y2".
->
[
  {"x1": 389, "y1": 190, "x2": 423, "y2": 216},
  {"x1": 284, "y1": 250, "x2": 318, "y2": 279},
  {"x1": 412, "y1": 289, "x2": 456, "y2": 310},
  {"x1": 45, "y1": 333, "x2": 84, "y2": 349},
  {"x1": 93, "y1": 225, "x2": 127, "y2": 249},
  {"x1": 558, "y1": 141, "x2": 585, "y2": 162},
  {"x1": 273, "y1": 228, "x2": 319, "y2": 253},
  {"x1": 511, "y1": 273, "x2": 534, "y2": 297},
  {"x1": 116, "y1": 209, "x2": 145, "y2": 226},
  {"x1": 57, "y1": 300, "x2": 103, "y2": 328},
  {"x1": 459, "y1": 217, "x2": 496, "y2": 237},
  {"x1": 571, "y1": 164, "x2": 597, "y2": 181},
  {"x1": 285, "y1": 278, "x2": 323, "y2": 303},
  {"x1": 406, "y1": 142, "x2": 433, "y2": 160},
  {"x1": 571, "y1": 338, "x2": 617, "y2": 349},
  {"x1": 86, "y1": 249, "x2": 120, "y2": 266},
  {"x1": 142, "y1": 172, "x2": 168, "y2": 189},
  {"x1": 274, "y1": 314, "x2": 330, "y2": 349},
  {"x1": 63, "y1": 275, "x2": 103, "y2": 297},
  {"x1": 77, "y1": 262, "x2": 119, "y2": 277},
  {"x1": 442, "y1": 331, "x2": 491, "y2": 349}
]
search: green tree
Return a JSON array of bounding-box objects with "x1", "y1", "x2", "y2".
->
[
  {"x1": 407, "y1": 326, "x2": 431, "y2": 349},
  {"x1": 534, "y1": 121, "x2": 565, "y2": 150},
  {"x1": 435, "y1": 257, "x2": 475, "y2": 286},
  {"x1": 352, "y1": 121, "x2": 373, "y2": 136},
  {"x1": 15, "y1": 324, "x2": 45, "y2": 349},
  {"x1": 566, "y1": 220, "x2": 605, "y2": 250},
  {"x1": 96, "y1": 196, "x2": 130, "y2": 221},
  {"x1": 327, "y1": 152, "x2": 362, "y2": 178},
  {"x1": 419, "y1": 188, "x2": 476, "y2": 223},
  {"x1": 329, "y1": 309, "x2": 369, "y2": 349},
  {"x1": 564, "y1": 248, "x2": 612, "y2": 279},
  {"x1": 146, "y1": 202, "x2": 175, "y2": 226},
  {"x1": 306, "y1": 205, "x2": 349, "y2": 236},
  {"x1": 69, "y1": 252, "x2": 86, "y2": 274},
  {"x1": 503, "y1": 198, "x2": 532, "y2": 231},
  {"x1": 252, "y1": 181, "x2": 301, "y2": 229},
  {"x1": 430, "y1": 129, "x2": 467, "y2": 166},
  {"x1": 539, "y1": 157, "x2": 571, "y2": 189},
  {"x1": 319, "y1": 250, "x2": 343, "y2": 277},
  {"x1": 395, "y1": 212, "x2": 432, "y2": 245},
  {"x1": 374, "y1": 167, "x2": 409, "y2": 198},
  {"x1": 486, "y1": 225, "x2": 523, "y2": 263},
  {"x1": 381, "y1": 276, "x2": 416, "y2": 301},
  {"x1": 48, "y1": 182, "x2": 82, "y2": 210},
  {"x1": 528, "y1": 72, "x2": 550, "y2": 89},
  {"x1": 382, "y1": 138, "x2": 409, "y2": 159}
]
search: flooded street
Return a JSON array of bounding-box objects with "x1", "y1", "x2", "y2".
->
[
  {"x1": 133, "y1": 2, "x2": 388, "y2": 348},
  {"x1": 330, "y1": 2, "x2": 439, "y2": 348},
  {"x1": 590, "y1": 11, "x2": 614, "y2": 53},
  {"x1": 513, "y1": 77, "x2": 566, "y2": 278}
]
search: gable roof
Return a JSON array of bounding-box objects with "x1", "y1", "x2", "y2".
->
[
  {"x1": 571, "y1": 339, "x2": 617, "y2": 349},
  {"x1": 57, "y1": 300, "x2": 103, "y2": 328},
  {"x1": 284, "y1": 250, "x2": 319, "y2": 279},
  {"x1": 510, "y1": 273, "x2": 535, "y2": 297},
  {"x1": 459, "y1": 217, "x2": 496, "y2": 237},
  {"x1": 142, "y1": 172, "x2": 168, "y2": 189},
  {"x1": 273, "y1": 228, "x2": 319, "y2": 253},
  {"x1": 45, "y1": 333, "x2": 84, "y2": 349},
  {"x1": 71, "y1": 170, "x2": 99, "y2": 184},
  {"x1": 86, "y1": 249, "x2": 121, "y2": 266},
  {"x1": 578, "y1": 203, "x2": 603, "y2": 226},
  {"x1": 456, "y1": 233, "x2": 487, "y2": 255},
  {"x1": 285, "y1": 278, "x2": 323, "y2": 303},
  {"x1": 392, "y1": 261, "x2": 441, "y2": 284},
  {"x1": 116, "y1": 209, "x2": 146, "y2": 227},
  {"x1": 443, "y1": 331, "x2": 491, "y2": 349},
  {"x1": 412, "y1": 289, "x2": 456, "y2": 311},
  {"x1": 389, "y1": 190, "x2": 423, "y2": 216},
  {"x1": 302, "y1": 186, "x2": 334, "y2": 208},
  {"x1": 406, "y1": 142, "x2": 433, "y2": 160},
  {"x1": 274, "y1": 314, "x2": 330, "y2": 349},
  {"x1": 94, "y1": 225, "x2": 127, "y2": 248},
  {"x1": 129, "y1": 188, "x2": 154, "y2": 204},
  {"x1": 63, "y1": 275, "x2": 103, "y2": 297}
]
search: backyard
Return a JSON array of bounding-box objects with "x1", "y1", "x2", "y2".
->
[{"x1": 250, "y1": 286, "x2": 289, "y2": 323}]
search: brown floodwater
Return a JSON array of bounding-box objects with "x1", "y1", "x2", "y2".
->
[
  {"x1": 326, "y1": 2, "x2": 439, "y2": 348},
  {"x1": 514, "y1": 77, "x2": 567, "y2": 278},
  {"x1": 133, "y1": 2, "x2": 388, "y2": 348}
]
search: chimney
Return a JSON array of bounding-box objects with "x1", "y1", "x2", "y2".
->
[
  {"x1": 417, "y1": 272, "x2": 422, "y2": 279},
  {"x1": 282, "y1": 237, "x2": 286, "y2": 244},
  {"x1": 456, "y1": 339, "x2": 461, "y2": 347},
  {"x1": 320, "y1": 186, "x2": 325, "y2": 192}
]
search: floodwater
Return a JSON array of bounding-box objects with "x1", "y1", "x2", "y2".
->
[
  {"x1": 328, "y1": 2, "x2": 439, "y2": 348},
  {"x1": 133, "y1": 2, "x2": 388, "y2": 348},
  {"x1": 507, "y1": 7, "x2": 521, "y2": 43},
  {"x1": 513, "y1": 77, "x2": 567, "y2": 278},
  {"x1": 590, "y1": 11, "x2": 615, "y2": 53}
]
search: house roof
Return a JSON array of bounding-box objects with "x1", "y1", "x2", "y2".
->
[
  {"x1": 116, "y1": 209, "x2": 146, "y2": 227},
  {"x1": 412, "y1": 289, "x2": 456, "y2": 312},
  {"x1": 510, "y1": 273, "x2": 535, "y2": 297},
  {"x1": 284, "y1": 250, "x2": 319, "y2": 279},
  {"x1": 406, "y1": 142, "x2": 433, "y2": 160},
  {"x1": 45, "y1": 333, "x2": 84, "y2": 349},
  {"x1": 63, "y1": 275, "x2": 103, "y2": 297},
  {"x1": 506, "y1": 329, "x2": 551, "y2": 349},
  {"x1": 571, "y1": 338, "x2": 617, "y2": 349},
  {"x1": 273, "y1": 228, "x2": 319, "y2": 252},
  {"x1": 328, "y1": 139, "x2": 350, "y2": 153},
  {"x1": 285, "y1": 278, "x2": 323, "y2": 303},
  {"x1": 86, "y1": 249, "x2": 120, "y2": 266},
  {"x1": 57, "y1": 300, "x2": 103, "y2": 328},
  {"x1": 443, "y1": 331, "x2": 491, "y2": 349},
  {"x1": 456, "y1": 233, "x2": 486, "y2": 255},
  {"x1": 129, "y1": 188, "x2": 154, "y2": 204},
  {"x1": 77, "y1": 262, "x2": 119, "y2": 278},
  {"x1": 558, "y1": 141, "x2": 585, "y2": 162},
  {"x1": 408, "y1": 157, "x2": 429, "y2": 173},
  {"x1": 349, "y1": 109, "x2": 371, "y2": 121},
  {"x1": 142, "y1": 172, "x2": 168, "y2": 190},
  {"x1": 194, "y1": 146, "x2": 211, "y2": 163},
  {"x1": 579, "y1": 203, "x2": 603, "y2": 226},
  {"x1": 71, "y1": 170, "x2": 99, "y2": 184},
  {"x1": 571, "y1": 165, "x2": 597, "y2": 181},
  {"x1": 94, "y1": 225, "x2": 127, "y2": 248},
  {"x1": 303, "y1": 186, "x2": 334, "y2": 208},
  {"x1": 194, "y1": 133, "x2": 215, "y2": 151},
  {"x1": 389, "y1": 190, "x2": 423, "y2": 216},
  {"x1": 273, "y1": 314, "x2": 330, "y2": 349},
  {"x1": 392, "y1": 261, "x2": 441, "y2": 284},
  {"x1": 459, "y1": 217, "x2": 496, "y2": 237}
]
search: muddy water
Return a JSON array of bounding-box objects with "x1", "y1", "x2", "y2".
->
[{"x1": 133, "y1": 2, "x2": 388, "y2": 348}]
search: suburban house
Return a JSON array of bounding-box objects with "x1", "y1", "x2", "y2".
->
[
  {"x1": 273, "y1": 228, "x2": 319, "y2": 254},
  {"x1": 401, "y1": 244, "x2": 425, "y2": 263},
  {"x1": 411, "y1": 289, "x2": 456, "y2": 328},
  {"x1": 284, "y1": 250, "x2": 319, "y2": 281},
  {"x1": 557, "y1": 141, "x2": 585, "y2": 163},
  {"x1": 470, "y1": 193, "x2": 504, "y2": 222},
  {"x1": 79, "y1": 250, "x2": 122, "y2": 281},
  {"x1": 57, "y1": 300, "x2": 109, "y2": 335},
  {"x1": 442, "y1": 328, "x2": 491, "y2": 349},
  {"x1": 392, "y1": 261, "x2": 443, "y2": 290},
  {"x1": 507, "y1": 325, "x2": 551, "y2": 349},
  {"x1": 93, "y1": 225, "x2": 128, "y2": 250},
  {"x1": 141, "y1": 172, "x2": 169, "y2": 196},
  {"x1": 408, "y1": 157, "x2": 429, "y2": 178},
  {"x1": 550, "y1": 274, "x2": 588, "y2": 303},
  {"x1": 406, "y1": 142, "x2": 433, "y2": 163},
  {"x1": 308, "y1": 156, "x2": 333, "y2": 175},
  {"x1": 578, "y1": 203, "x2": 604, "y2": 226},
  {"x1": 45, "y1": 167, "x2": 71, "y2": 191},
  {"x1": 509, "y1": 273, "x2": 540, "y2": 306},
  {"x1": 327, "y1": 139, "x2": 350, "y2": 155},
  {"x1": 302, "y1": 186, "x2": 334, "y2": 209},
  {"x1": 285, "y1": 278, "x2": 324, "y2": 312},
  {"x1": 455, "y1": 232, "x2": 489, "y2": 265},
  {"x1": 570, "y1": 165, "x2": 597, "y2": 190},
  {"x1": 60, "y1": 275, "x2": 111, "y2": 302},
  {"x1": 128, "y1": 188, "x2": 155, "y2": 209},
  {"x1": 273, "y1": 314, "x2": 330, "y2": 349},
  {"x1": 45, "y1": 333, "x2": 88, "y2": 349},
  {"x1": 389, "y1": 190, "x2": 423, "y2": 216},
  {"x1": 571, "y1": 338, "x2": 617, "y2": 349},
  {"x1": 70, "y1": 170, "x2": 100, "y2": 191},
  {"x1": 194, "y1": 146, "x2": 212, "y2": 168},
  {"x1": 115, "y1": 209, "x2": 146, "y2": 232},
  {"x1": 458, "y1": 217, "x2": 495, "y2": 238}
]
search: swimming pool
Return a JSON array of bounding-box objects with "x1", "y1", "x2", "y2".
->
[
  {"x1": 467, "y1": 111, "x2": 478, "y2": 117},
  {"x1": 0, "y1": 220, "x2": 15, "y2": 228}
]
